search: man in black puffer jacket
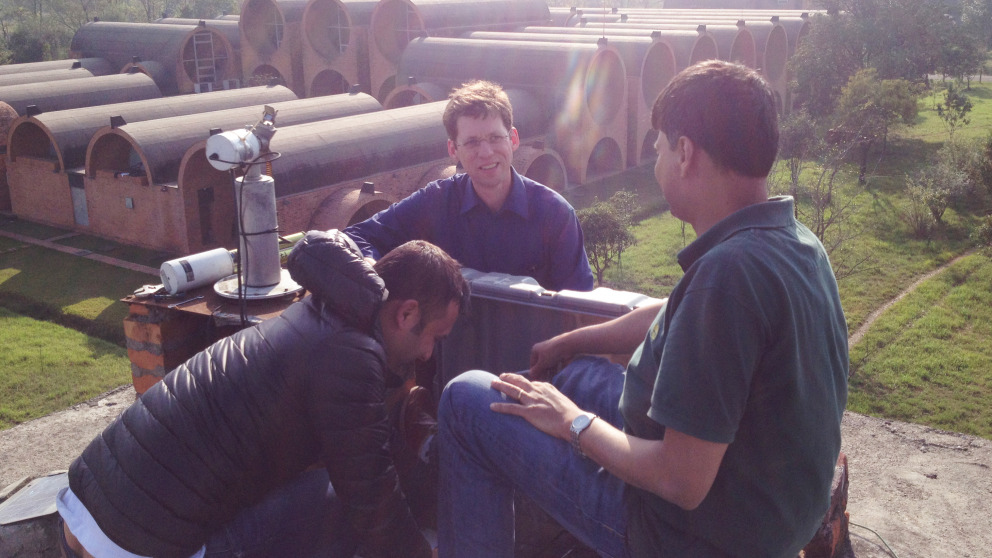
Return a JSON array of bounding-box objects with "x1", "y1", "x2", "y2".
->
[{"x1": 57, "y1": 231, "x2": 467, "y2": 558}]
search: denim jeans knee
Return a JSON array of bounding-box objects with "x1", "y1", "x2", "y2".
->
[{"x1": 438, "y1": 369, "x2": 628, "y2": 558}]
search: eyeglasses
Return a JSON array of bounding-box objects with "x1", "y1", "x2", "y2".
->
[{"x1": 456, "y1": 134, "x2": 510, "y2": 151}]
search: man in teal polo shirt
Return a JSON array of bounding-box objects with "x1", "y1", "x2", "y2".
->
[{"x1": 437, "y1": 60, "x2": 849, "y2": 558}]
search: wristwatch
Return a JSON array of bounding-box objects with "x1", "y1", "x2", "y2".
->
[{"x1": 569, "y1": 412, "x2": 598, "y2": 456}]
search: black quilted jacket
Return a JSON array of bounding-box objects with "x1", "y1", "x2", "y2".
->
[{"x1": 68, "y1": 230, "x2": 431, "y2": 558}]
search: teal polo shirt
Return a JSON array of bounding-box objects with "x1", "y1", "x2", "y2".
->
[{"x1": 620, "y1": 197, "x2": 849, "y2": 558}]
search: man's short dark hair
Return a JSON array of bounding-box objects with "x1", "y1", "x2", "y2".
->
[
  {"x1": 442, "y1": 80, "x2": 513, "y2": 141},
  {"x1": 374, "y1": 240, "x2": 469, "y2": 324},
  {"x1": 652, "y1": 60, "x2": 779, "y2": 178}
]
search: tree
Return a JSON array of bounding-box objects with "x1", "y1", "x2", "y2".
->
[
  {"x1": 777, "y1": 110, "x2": 822, "y2": 203},
  {"x1": 777, "y1": 128, "x2": 873, "y2": 281},
  {"x1": 791, "y1": 0, "x2": 953, "y2": 119},
  {"x1": 831, "y1": 69, "x2": 919, "y2": 184},
  {"x1": 960, "y1": 0, "x2": 992, "y2": 51},
  {"x1": 176, "y1": 0, "x2": 238, "y2": 19},
  {"x1": 971, "y1": 215, "x2": 992, "y2": 256},
  {"x1": 577, "y1": 191, "x2": 636, "y2": 286},
  {"x1": 935, "y1": 83, "x2": 973, "y2": 143},
  {"x1": 905, "y1": 157, "x2": 970, "y2": 230},
  {"x1": 789, "y1": 12, "x2": 864, "y2": 119},
  {"x1": 5, "y1": 25, "x2": 48, "y2": 62},
  {"x1": 974, "y1": 133, "x2": 992, "y2": 196},
  {"x1": 937, "y1": 27, "x2": 987, "y2": 86},
  {"x1": 902, "y1": 183, "x2": 937, "y2": 239},
  {"x1": 0, "y1": 0, "x2": 103, "y2": 61}
]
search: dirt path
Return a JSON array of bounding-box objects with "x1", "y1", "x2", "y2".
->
[{"x1": 847, "y1": 251, "x2": 975, "y2": 347}]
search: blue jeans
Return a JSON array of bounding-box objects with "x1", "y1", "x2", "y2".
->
[
  {"x1": 202, "y1": 468, "x2": 357, "y2": 558},
  {"x1": 438, "y1": 356, "x2": 630, "y2": 558}
]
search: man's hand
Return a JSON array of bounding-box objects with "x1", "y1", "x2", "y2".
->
[
  {"x1": 489, "y1": 373, "x2": 582, "y2": 440},
  {"x1": 529, "y1": 337, "x2": 573, "y2": 381},
  {"x1": 491, "y1": 375, "x2": 727, "y2": 511},
  {"x1": 528, "y1": 300, "x2": 667, "y2": 382}
]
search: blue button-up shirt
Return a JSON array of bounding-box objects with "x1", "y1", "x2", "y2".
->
[{"x1": 344, "y1": 169, "x2": 594, "y2": 292}]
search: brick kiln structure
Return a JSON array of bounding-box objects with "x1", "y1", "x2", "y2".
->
[
  {"x1": 84, "y1": 92, "x2": 382, "y2": 254},
  {"x1": 4, "y1": 6, "x2": 811, "y2": 259},
  {"x1": 239, "y1": 0, "x2": 308, "y2": 94},
  {"x1": 5, "y1": 86, "x2": 296, "y2": 230},
  {"x1": 301, "y1": 0, "x2": 377, "y2": 96},
  {"x1": 367, "y1": 0, "x2": 551, "y2": 102}
]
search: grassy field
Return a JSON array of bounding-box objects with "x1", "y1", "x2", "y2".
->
[
  {"x1": 847, "y1": 253, "x2": 992, "y2": 437},
  {"x1": 0, "y1": 216, "x2": 163, "y2": 429},
  {"x1": 2, "y1": 81, "x2": 991, "y2": 437},
  {"x1": 0, "y1": 307, "x2": 131, "y2": 429},
  {"x1": 0, "y1": 215, "x2": 166, "y2": 344}
]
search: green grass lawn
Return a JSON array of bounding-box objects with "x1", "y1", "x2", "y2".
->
[
  {"x1": 0, "y1": 214, "x2": 175, "y2": 269},
  {"x1": 0, "y1": 307, "x2": 131, "y2": 430},
  {"x1": 847, "y1": 253, "x2": 992, "y2": 437},
  {"x1": 0, "y1": 243, "x2": 149, "y2": 345},
  {"x1": 0, "y1": 216, "x2": 164, "y2": 345}
]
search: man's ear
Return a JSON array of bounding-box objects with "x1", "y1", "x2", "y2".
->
[
  {"x1": 447, "y1": 138, "x2": 459, "y2": 161},
  {"x1": 394, "y1": 299, "x2": 421, "y2": 332},
  {"x1": 509, "y1": 127, "x2": 520, "y2": 152},
  {"x1": 677, "y1": 136, "x2": 696, "y2": 178}
]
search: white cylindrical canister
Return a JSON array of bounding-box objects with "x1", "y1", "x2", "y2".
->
[{"x1": 160, "y1": 248, "x2": 235, "y2": 294}]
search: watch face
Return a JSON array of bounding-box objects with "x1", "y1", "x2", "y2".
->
[{"x1": 572, "y1": 414, "x2": 592, "y2": 431}]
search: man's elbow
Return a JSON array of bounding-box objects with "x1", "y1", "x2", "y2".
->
[
  {"x1": 669, "y1": 488, "x2": 708, "y2": 511},
  {"x1": 673, "y1": 492, "x2": 707, "y2": 511},
  {"x1": 651, "y1": 478, "x2": 711, "y2": 511}
]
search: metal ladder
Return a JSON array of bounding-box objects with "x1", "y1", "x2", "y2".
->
[{"x1": 192, "y1": 31, "x2": 217, "y2": 86}]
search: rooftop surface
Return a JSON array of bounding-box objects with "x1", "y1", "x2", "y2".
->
[{"x1": 1, "y1": 386, "x2": 989, "y2": 557}]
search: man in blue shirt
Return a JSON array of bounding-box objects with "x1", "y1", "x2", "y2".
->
[
  {"x1": 344, "y1": 80, "x2": 594, "y2": 293},
  {"x1": 437, "y1": 61, "x2": 848, "y2": 558}
]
